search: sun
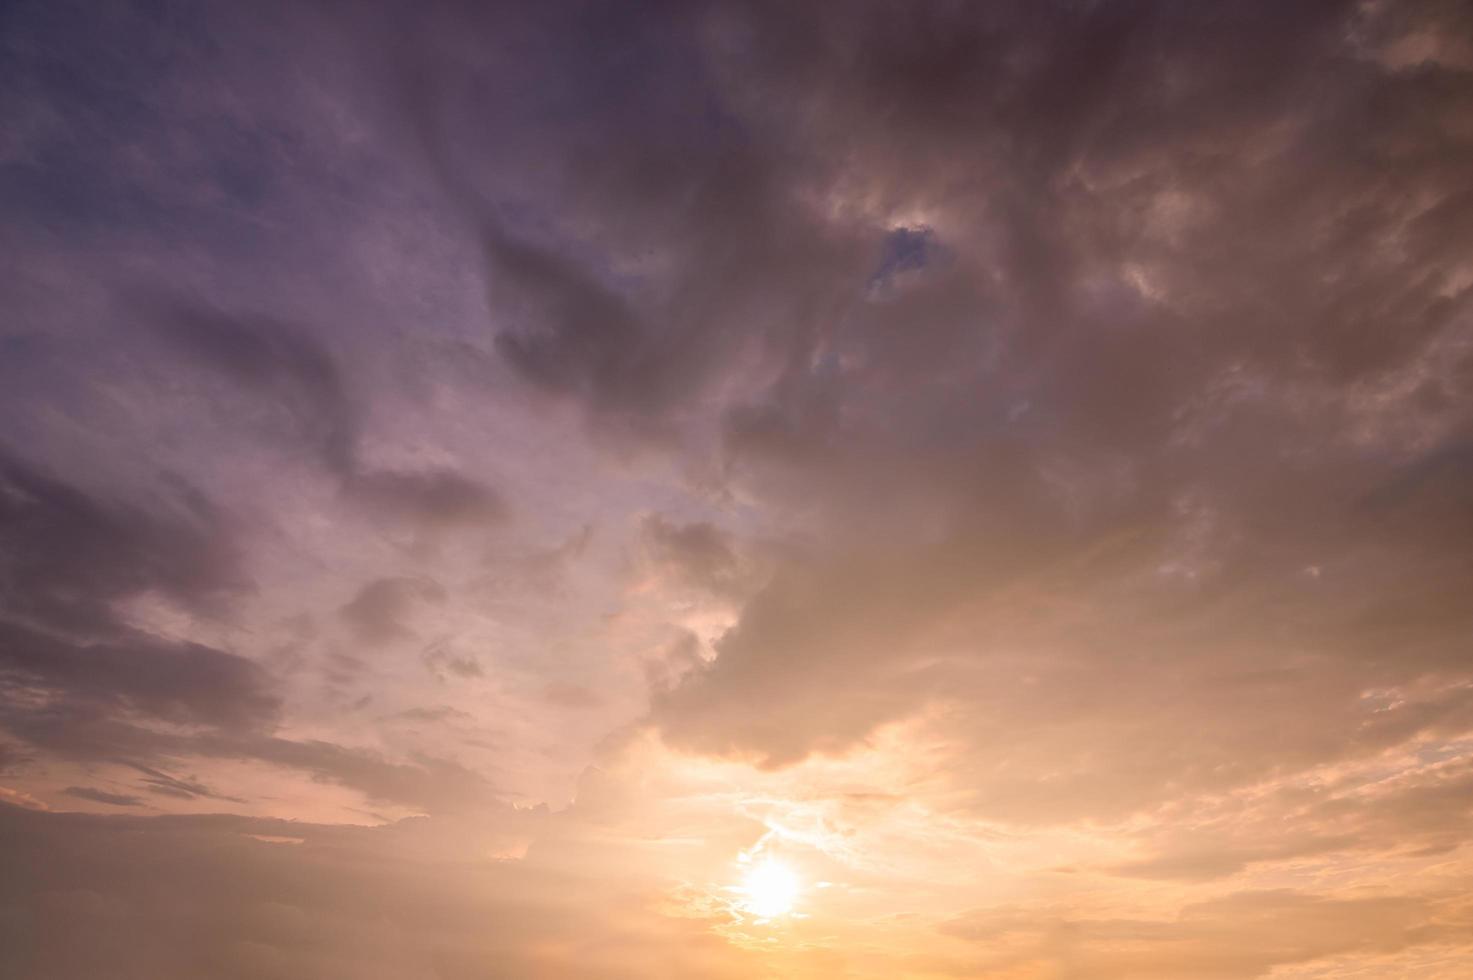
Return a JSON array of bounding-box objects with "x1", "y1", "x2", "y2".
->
[{"x1": 738, "y1": 857, "x2": 800, "y2": 918}]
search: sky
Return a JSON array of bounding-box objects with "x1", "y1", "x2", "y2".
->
[{"x1": 2, "y1": 1, "x2": 1472, "y2": 977}]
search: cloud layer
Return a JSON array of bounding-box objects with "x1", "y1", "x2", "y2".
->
[{"x1": 2, "y1": 0, "x2": 1472, "y2": 976}]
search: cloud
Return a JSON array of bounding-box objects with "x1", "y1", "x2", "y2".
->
[
  {"x1": 0, "y1": 801, "x2": 758, "y2": 980},
  {"x1": 0, "y1": 483, "x2": 496, "y2": 818},
  {"x1": 423, "y1": 644, "x2": 484, "y2": 681},
  {"x1": 347, "y1": 468, "x2": 506, "y2": 531},
  {"x1": 3, "y1": 0, "x2": 1473, "y2": 976},
  {"x1": 542, "y1": 681, "x2": 602, "y2": 710},
  {"x1": 637, "y1": 515, "x2": 758, "y2": 600},
  {"x1": 144, "y1": 298, "x2": 360, "y2": 474},
  {"x1": 488, "y1": 223, "x2": 653, "y2": 412},
  {"x1": 943, "y1": 889, "x2": 1470, "y2": 979},
  {"x1": 0, "y1": 451, "x2": 279, "y2": 746},
  {"x1": 61, "y1": 786, "x2": 146, "y2": 807},
  {"x1": 615, "y1": 0, "x2": 1473, "y2": 830},
  {"x1": 142, "y1": 295, "x2": 507, "y2": 532},
  {"x1": 124, "y1": 762, "x2": 244, "y2": 804},
  {"x1": 338, "y1": 577, "x2": 447, "y2": 647},
  {"x1": 3, "y1": 703, "x2": 499, "y2": 815},
  {"x1": 0, "y1": 448, "x2": 245, "y2": 632},
  {"x1": 391, "y1": 705, "x2": 472, "y2": 725},
  {"x1": 0, "y1": 786, "x2": 48, "y2": 811},
  {"x1": 0, "y1": 620, "x2": 279, "y2": 735}
]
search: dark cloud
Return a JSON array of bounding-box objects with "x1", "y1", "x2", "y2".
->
[
  {"x1": 379, "y1": 0, "x2": 871, "y2": 437},
  {"x1": 488, "y1": 223, "x2": 653, "y2": 412},
  {"x1": 8, "y1": 702, "x2": 497, "y2": 814},
  {"x1": 637, "y1": 515, "x2": 758, "y2": 600},
  {"x1": 391, "y1": 705, "x2": 472, "y2": 725},
  {"x1": 124, "y1": 762, "x2": 244, "y2": 804},
  {"x1": 142, "y1": 295, "x2": 507, "y2": 531},
  {"x1": 145, "y1": 298, "x2": 359, "y2": 474},
  {"x1": 423, "y1": 643, "x2": 484, "y2": 681},
  {"x1": 229, "y1": 736, "x2": 496, "y2": 814},
  {"x1": 348, "y1": 467, "x2": 507, "y2": 530},
  {"x1": 337, "y1": 577, "x2": 446, "y2": 647},
  {"x1": 60, "y1": 786, "x2": 145, "y2": 808},
  {"x1": 0, "y1": 451, "x2": 279, "y2": 751},
  {"x1": 622, "y1": 0, "x2": 1473, "y2": 824},
  {"x1": 0, "y1": 448, "x2": 245, "y2": 633},
  {"x1": 0, "y1": 620, "x2": 278, "y2": 735}
]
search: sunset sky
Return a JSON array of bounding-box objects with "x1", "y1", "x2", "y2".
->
[{"x1": 3, "y1": 1, "x2": 1473, "y2": 977}]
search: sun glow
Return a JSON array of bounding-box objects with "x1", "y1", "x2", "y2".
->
[{"x1": 738, "y1": 857, "x2": 800, "y2": 918}]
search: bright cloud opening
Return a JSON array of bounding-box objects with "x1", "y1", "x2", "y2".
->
[{"x1": 738, "y1": 858, "x2": 800, "y2": 919}]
